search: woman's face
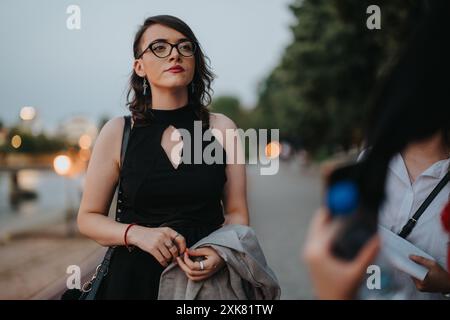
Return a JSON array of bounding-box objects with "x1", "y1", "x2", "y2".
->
[{"x1": 134, "y1": 24, "x2": 196, "y2": 91}]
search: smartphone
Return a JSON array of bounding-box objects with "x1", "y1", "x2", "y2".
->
[{"x1": 326, "y1": 162, "x2": 381, "y2": 260}]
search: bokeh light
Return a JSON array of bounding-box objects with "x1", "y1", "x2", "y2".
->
[
  {"x1": 53, "y1": 155, "x2": 72, "y2": 176},
  {"x1": 11, "y1": 135, "x2": 22, "y2": 149},
  {"x1": 78, "y1": 134, "x2": 92, "y2": 150},
  {"x1": 20, "y1": 106, "x2": 36, "y2": 121},
  {"x1": 78, "y1": 148, "x2": 91, "y2": 162},
  {"x1": 265, "y1": 141, "x2": 281, "y2": 159}
]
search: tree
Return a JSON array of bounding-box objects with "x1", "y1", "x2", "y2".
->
[
  {"x1": 5, "y1": 127, "x2": 67, "y2": 154},
  {"x1": 211, "y1": 96, "x2": 253, "y2": 130},
  {"x1": 254, "y1": 0, "x2": 421, "y2": 156}
]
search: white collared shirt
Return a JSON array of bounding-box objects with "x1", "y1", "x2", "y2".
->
[{"x1": 378, "y1": 153, "x2": 449, "y2": 299}]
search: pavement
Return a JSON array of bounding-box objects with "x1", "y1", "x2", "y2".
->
[{"x1": 247, "y1": 159, "x2": 322, "y2": 299}]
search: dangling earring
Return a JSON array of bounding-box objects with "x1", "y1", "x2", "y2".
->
[
  {"x1": 190, "y1": 82, "x2": 195, "y2": 95},
  {"x1": 143, "y1": 77, "x2": 148, "y2": 96}
]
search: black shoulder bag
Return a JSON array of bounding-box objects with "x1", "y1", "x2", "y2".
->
[
  {"x1": 61, "y1": 115, "x2": 132, "y2": 300},
  {"x1": 398, "y1": 171, "x2": 449, "y2": 239}
]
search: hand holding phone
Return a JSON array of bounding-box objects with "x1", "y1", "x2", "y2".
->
[{"x1": 326, "y1": 162, "x2": 380, "y2": 260}]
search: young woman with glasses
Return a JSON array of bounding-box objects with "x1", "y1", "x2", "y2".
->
[{"x1": 77, "y1": 15, "x2": 249, "y2": 299}]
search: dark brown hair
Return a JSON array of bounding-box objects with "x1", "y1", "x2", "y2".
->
[{"x1": 126, "y1": 15, "x2": 215, "y2": 127}]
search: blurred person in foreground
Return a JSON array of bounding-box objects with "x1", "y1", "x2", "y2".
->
[{"x1": 303, "y1": 0, "x2": 450, "y2": 299}]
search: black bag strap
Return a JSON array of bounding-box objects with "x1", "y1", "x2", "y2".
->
[
  {"x1": 115, "y1": 115, "x2": 132, "y2": 221},
  {"x1": 398, "y1": 171, "x2": 449, "y2": 239},
  {"x1": 119, "y1": 115, "x2": 132, "y2": 172},
  {"x1": 82, "y1": 115, "x2": 132, "y2": 300}
]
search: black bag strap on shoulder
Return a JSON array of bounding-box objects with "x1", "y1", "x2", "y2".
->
[
  {"x1": 120, "y1": 115, "x2": 132, "y2": 167},
  {"x1": 81, "y1": 115, "x2": 132, "y2": 300},
  {"x1": 398, "y1": 171, "x2": 449, "y2": 239}
]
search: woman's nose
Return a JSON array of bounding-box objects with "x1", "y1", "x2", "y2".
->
[{"x1": 168, "y1": 47, "x2": 181, "y2": 61}]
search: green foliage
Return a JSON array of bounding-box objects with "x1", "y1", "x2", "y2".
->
[
  {"x1": 1, "y1": 127, "x2": 67, "y2": 154},
  {"x1": 211, "y1": 95, "x2": 253, "y2": 130},
  {"x1": 253, "y1": 0, "x2": 420, "y2": 155}
]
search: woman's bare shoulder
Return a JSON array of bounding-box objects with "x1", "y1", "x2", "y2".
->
[
  {"x1": 209, "y1": 112, "x2": 238, "y2": 131},
  {"x1": 98, "y1": 116, "x2": 124, "y2": 142},
  {"x1": 93, "y1": 116, "x2": 125, "y2": 166}
]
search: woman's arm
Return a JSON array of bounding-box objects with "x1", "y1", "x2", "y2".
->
[
  {"x1": 77, "y1": 117, "x2": 186, "y2": 266},
  {"x1": 210, "y1": 113, "x2": 249, "y2": 226},
  {"x1": 77, "y1": 116, "x2": 128, "y2": 246}
]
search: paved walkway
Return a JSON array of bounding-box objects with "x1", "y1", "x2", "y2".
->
[
  {"x1": 247, "y1": 160, "x2": 321, "y2": 299},
  {"x1": 0, "y1": 222, "x2": 103, "y2": 300}
]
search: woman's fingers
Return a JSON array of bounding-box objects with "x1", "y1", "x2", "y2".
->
[
  {"x1": 183, "y1": 251, "x2": 201, "y2": 270},
  {"x1": 176, "y1": 257, "x2": 208, "y2": 276},
  {"x1": 173, "y1": 234, "x2": 187, "y2": 255},
  {"x1": 167, "y1": 242, "x2": 179, "y2": 259},
  {"x1": 164, "y1": 228, "x2": 186, "y2": 255},
  {"x1": 309, "y1": 207, "x2": 332, "y2": 236},
  {"x1": 176, "y1": 256, "x2": 190, "y2": 274},
  {"x1": 151, "y1": 249, "x2": 168, "y2": 267},
  {"x1": 159, "y1": 245, "x2": 173, "y2": 263},
  {"x1": 184, "y1": 250, "x2": 212, "y2": 271},
  {"x1": 409, "y1": 255, "x2": 436, "y2": 269},
  {"x1": 176, "y1": 249, "x2": 224, "y2": 281},
  {"x1": 353, "y1": 235, "x2": 380, "y2": 273},
  {"x1": 188, "y1": 247, "x2": 210, "y2": 256}
]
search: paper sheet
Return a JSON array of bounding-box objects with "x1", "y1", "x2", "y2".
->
[{"x1": 378, "y1": 225, "x2": 435, "y2": 281}]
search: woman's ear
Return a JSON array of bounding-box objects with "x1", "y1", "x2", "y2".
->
[{"x1": 133, "y1": 59, "x2": 146, "y2": 77}]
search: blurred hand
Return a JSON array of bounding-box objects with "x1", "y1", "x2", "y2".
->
[
  {"x1": 128, "y1": 226, "x2": 186, "y2": 267},
  {"x1": 302, "y1": 207, "x2": 380, "y2": 299},
  {"x1": 176, "y1": 246, "x2": 225, "y2": 281},
  {"x1": 410, "y1": 255, "x2": 450, "y2": 293}
]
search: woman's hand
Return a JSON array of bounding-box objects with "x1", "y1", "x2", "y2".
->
[
  {"x1": 410, "y1": 255, "x2": 450, "y2": 293},
  {"x1": 302, "y1": 207, "x2": 380, "y2": 299},
  {"x1": 176, "y1": 247, "x2": 226, "y2": 281},
  {"x1": 128, "y1": 226, "x2": 186, "y2": 267}
]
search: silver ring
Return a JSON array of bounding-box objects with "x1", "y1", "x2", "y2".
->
[
  {"x1": 173, "y1": 233, "x2": 180, "y2": 240},
  {"x1": 199, "y1": 261, "x2": 204, "y2": 270}
]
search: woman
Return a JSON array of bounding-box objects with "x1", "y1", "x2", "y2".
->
[
  {"x1": 304, "y1": 131, "x2": 450, "y2": 300},
  {"x1": 377, "y1": 131, "x2": 450, "y2": 299},
  {"x1": 304, "y1": 0, "x2": 450, "y2": 300},
  {"x1": 77, "y1": 15, "x2": 249, "y2": 299}
]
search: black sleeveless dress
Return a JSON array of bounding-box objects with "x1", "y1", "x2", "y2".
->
[{"x1": 96, "y1": 103, "x2": 227, "y2": 299}]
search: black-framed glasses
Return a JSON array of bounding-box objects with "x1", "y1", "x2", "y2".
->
[{"x1": 138, "y1": 40, "x2": 197, "y2": 59}]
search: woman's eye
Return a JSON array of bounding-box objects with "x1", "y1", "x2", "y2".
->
[
  {"x1": 153, "y1": 45, "x2": 166, "y2": 52},
  {"x1": 180, "y1": 44, "x2": 192, "y2": 51}
]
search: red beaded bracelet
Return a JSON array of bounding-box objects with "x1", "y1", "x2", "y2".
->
[{"x1": 124, "y1": 223, "x2": 137, "y2": 252}]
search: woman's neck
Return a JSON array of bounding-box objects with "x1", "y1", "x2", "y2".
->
[
  {"x1": 151, "y1": 86, "x2": 188, "y2": 110},
  {"x1": 401, "y1": 132, "x2": 449, "y2": 183}
]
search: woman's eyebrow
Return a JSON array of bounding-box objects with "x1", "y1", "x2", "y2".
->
[{"x1": 149, "y1": 37, "x2": 190, "y2": 43}]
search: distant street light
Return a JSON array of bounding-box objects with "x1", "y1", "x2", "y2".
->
[
  {"x1": 265, "y1": 141, "x2": 281, "y2": 159},
  {"x1": 53, "y1": 155, "x2": 72, "y2": 176},
  {"x1": 20, "y1": 106, "x2": 36, "y2": 121},
  {"x1": 11, "y1": 135, "x2": 22, "y2": 149}
]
